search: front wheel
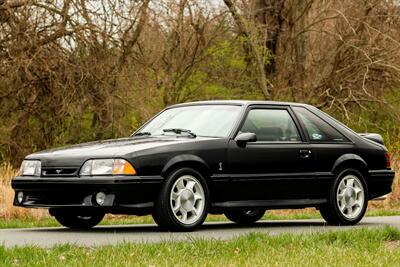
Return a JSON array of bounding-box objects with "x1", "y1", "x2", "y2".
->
[
  {"x1": 225, "y1": 209, "x2": 266, "y2": 225},
  {"x1": 51, "y1": 209, "x2": 105, "y2": 229},
  {"x1": 152, "y1": 168, "x2": 209, "y2": 231},
  {"x1": 320, "y1": 168, "x2": 368, "y2": 225}
]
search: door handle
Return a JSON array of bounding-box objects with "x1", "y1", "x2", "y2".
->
[{"x1": 299, "y1": 149, "x2": 312, "y2": 158}]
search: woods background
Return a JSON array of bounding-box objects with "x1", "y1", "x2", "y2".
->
[{"x1": 0, "y1": 0, "x2": 399, "y2": 166}]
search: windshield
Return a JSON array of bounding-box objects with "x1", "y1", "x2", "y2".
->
[{"x1": 137, "y1": 105, "x2": 242, "y2": 138}]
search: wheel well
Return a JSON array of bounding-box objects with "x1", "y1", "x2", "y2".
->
[
  {"x1": 332, "y1": 160, "x2": 369, "y2": 187},
  {"x1": 162, "y1": 161, "x2": 210, "y2": 182},
  {"x1": 333, "y1": 160, "x2": 367, "y2": 174}
]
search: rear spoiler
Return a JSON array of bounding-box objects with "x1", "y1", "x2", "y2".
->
[{"x1": 358, "y1": 133, "x2": 384, "y2": 145}]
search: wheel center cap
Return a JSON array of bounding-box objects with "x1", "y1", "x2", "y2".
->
[
  {"x1": 344, "y1": 188, "x2": 355, "y2": 205},
  {"x1": 180, "y1": 189, "x2": 194, "y2": 211}
]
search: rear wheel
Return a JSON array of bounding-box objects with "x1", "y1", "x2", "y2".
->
[
  {"x1": 152, "y1": 168, "x2": 209, "y2": 231},
  {"x1": 51, "y1": 209, "x2": 104, "y2": 229},
  {"x1": 225, "y1": 209, "x2": 266, "y2": 224},
  {"x1": 320, "y1": 168, "x2": 368, "y2": 225}
]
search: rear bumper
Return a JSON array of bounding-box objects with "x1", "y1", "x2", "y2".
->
[
  {"x1": 368, "y1": 170, "x2": 395, "y2": 199},
  {"x1": 11, "y1": 175, "x2": 163, "y2": 213}
]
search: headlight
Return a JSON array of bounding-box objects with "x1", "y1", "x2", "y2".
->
[
  {"x1": 19, "y1": 160, "x2": 41, "y2": 176},
  {"x1": 80, "y1": 159, "x2": 137, "y2": 176}
]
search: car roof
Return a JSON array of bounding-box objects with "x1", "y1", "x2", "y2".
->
[{"x1": 168, "y1": 100, "x2": 312, "y2": 108}]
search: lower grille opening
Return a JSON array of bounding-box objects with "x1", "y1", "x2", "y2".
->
[{"x1": 25, "y1": 192, "x2": 86, "y2": 205}]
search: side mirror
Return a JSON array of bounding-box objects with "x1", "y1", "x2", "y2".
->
[{"x1": 235, "y1": 132, "x2": 257, "y2": 147}]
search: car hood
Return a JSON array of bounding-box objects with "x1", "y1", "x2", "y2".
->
[{"x1": 26, "y1": 136, "x2": 200, "y2": 167}]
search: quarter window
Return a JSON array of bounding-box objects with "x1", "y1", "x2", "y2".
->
[
  {"x1": 240, "y1": 109, "x2": 301, "y2": 142},
  {"x1": 293, "y1": 107, "x2": 348, "y2": 142}
]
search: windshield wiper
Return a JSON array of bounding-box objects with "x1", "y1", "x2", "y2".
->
[
  {"x1": 134, "y1": 131, "x2": 151, "y2": 136},
  {"x1": 162, "y1": 128, "x2": 197, "y2": 138}
]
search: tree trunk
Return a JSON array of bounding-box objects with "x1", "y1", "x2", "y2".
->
[{"x1": 223, "y1": 0, "x2": 272, "y2": 99}]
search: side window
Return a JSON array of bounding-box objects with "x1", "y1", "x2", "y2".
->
[
  {"x1": 293, "y1": 107, "x2": 348, "y2": 142},
  {"x1": 240, "y1": 109, "x2": 301, "y2": 142}
]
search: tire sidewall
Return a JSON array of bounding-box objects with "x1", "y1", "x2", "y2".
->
[
  {"x1": 331, "y1": 168, "x2": 368, "y2": 224},
  {"x1": 243, "y1": 209, "x2": 265, "y2": 220},
  {"x1": 225, "y1": 209, "x2": 266, "y2": 224},
  {"x1": 52, "y1": 210, "x2": 104, "y2": 229},
  {"x1": 161, "y1": 167, "x2": 209, "y2": 230}
]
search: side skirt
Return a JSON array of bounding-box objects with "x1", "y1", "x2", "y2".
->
[{"x1": 211, "y1": 199, "x2": 327, "y2": 210}]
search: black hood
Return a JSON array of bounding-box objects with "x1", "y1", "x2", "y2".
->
[{"x1": 25, "y1": 136, "x2": 199, "y2": 167}]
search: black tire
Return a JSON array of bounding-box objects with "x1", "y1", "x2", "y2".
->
[
  {"x1": 224, "y1": 209, "x2": 266, "y2": 225},
  {"x1": 152, "y1": 168, "x2": 209, "y2": 232},
  {"x1": 51, "y1": 209, "x2": 105, "y2": 229},
  {"x1": 320, "y1": 168, "x2": 368, "y2": 225}
]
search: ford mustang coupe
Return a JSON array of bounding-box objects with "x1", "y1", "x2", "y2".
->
[{"x1": 12, "y1": 101, "x2": 395, "y2": 231}]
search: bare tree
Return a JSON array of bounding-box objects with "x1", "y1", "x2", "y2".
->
[
  {"x1": 223, "y1": 0, "x2": 272, "y2": 99},
  {"x1": 224, "y1": 0, "x2": 400, "y2": 114},
  {"x1": 1, "y1": 0, "x2": 399, "y2": 164}
]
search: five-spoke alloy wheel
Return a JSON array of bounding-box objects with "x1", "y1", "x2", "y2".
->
[
  {"x1": 320, "y1": 168, "x2": 368, "y2": 225},
  {"x1": 170, "y1": 175, "x2": 205, "y2": 225},
  {"x1": 153, "y1": 168, "x2": 209, "y2": 231},
  {"x1": 336, "y1": 174, "x2": 365, "y2": 219}
]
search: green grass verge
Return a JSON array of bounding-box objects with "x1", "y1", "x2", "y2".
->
[
  {"x1": 1, "y1": 227, "x2": 400, "y2": 266},
  {"x1": 1, "y1": 208, "x2": 399, "y2": 229}
]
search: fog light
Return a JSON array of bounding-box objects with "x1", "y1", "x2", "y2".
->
[
  {"x1": 17, "y1": 192, "x2": 24, "y2": 203},
  {"x1": 95, "y1": 192, "x2": 106, "y2": 205}
]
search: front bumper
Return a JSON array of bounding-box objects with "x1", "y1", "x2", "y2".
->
[
  {"x1": 368, "y1": 170, "x2": 396, "y2": 199},
  {"x1": 11, "y1": 175, "x2": 163, "y2": 213}
]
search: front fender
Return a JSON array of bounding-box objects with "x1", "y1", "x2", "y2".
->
[{"x1": 161, "y1": 154, "x2": 210, "y2": 175}]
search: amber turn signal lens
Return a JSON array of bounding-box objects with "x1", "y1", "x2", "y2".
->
[
  {"x1": 123, "y1": 161, "x2": 136, "y2": 175},
  {"x1": 113, "y1": 159, "x2": 137, "y2": 175}
]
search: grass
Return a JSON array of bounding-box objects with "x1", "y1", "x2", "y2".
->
[{"x1": 1, "y1": 227, "x2": 400, "y2": 266}]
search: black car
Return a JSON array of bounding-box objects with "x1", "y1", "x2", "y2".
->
[{"x1": 12, "y1": 100, "x2": 395, "y2": 231}]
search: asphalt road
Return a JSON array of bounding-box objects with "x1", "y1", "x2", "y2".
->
[{"x1": 1, "y1": 216, "x2": 399, "y2": 247}]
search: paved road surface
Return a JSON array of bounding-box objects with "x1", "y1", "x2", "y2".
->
[{"x1": 0, "y1": 216, "x2": 399, "y2": 247}]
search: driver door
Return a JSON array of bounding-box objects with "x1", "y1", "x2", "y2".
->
[{"x1": 227, "y1": 105, "x2": 316, "y2": 201}]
